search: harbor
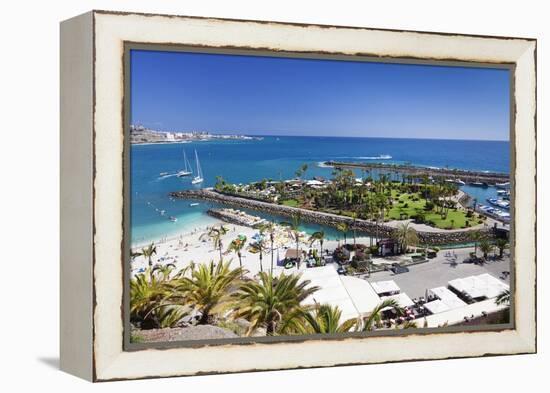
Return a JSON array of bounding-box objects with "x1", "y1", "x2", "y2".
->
[{"x1": 170, "y1": 188, "x2": 502, "y2": 245}]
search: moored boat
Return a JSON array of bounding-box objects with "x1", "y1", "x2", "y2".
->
[
  {"x1": 487, "y1": 197, "x2": 510, "y2": 209},
  {"x1": 177, "y1": 149, "x2": 193, "y2": 177},
  {"x1": 191, "y1": 149, "x2": 204, "y2": 184}
]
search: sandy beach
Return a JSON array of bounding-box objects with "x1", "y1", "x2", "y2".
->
[{"x1": 130, "y1": 220, "x2": 373, "y2": 278}]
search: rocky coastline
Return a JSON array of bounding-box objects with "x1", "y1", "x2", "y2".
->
[{"x1": 170, "y1": 189, "x2": 495, "y2": 245}]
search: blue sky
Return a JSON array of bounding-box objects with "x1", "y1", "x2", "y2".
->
[{"x1": 130, "y1": 49, "x2": 510, "y2": 141}]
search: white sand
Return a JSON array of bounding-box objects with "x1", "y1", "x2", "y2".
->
[{"x1": 130, "y1": 220, "x2": 373, "y2": 278}]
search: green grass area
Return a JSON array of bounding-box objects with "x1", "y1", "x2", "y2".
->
[
  {"x1": 280, "y1": 190, "x2": 479, "y2": 230},
  {"x1": 386, "y1": 190, "x2": 478, "y2": 229},
  {"x1": 280, "y1": 199, "x2": 300, "y2": 207}
]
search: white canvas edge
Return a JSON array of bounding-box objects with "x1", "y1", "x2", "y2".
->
[{"x1": 91, "y1": 11, "x2": 536, "y2": 381}]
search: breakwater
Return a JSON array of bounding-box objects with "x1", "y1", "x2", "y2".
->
[
  {"x1": 170, "y1": 189, "x2": 494, "y2": 245},
  {"x1": 326, "y1": 161, "x2": 509, "y2": 185}
]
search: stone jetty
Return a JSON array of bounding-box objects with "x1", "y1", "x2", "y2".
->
[
  {"x1": 207, "y1": 208, "x2": 267, "y2": 228},
  {"x1": 325, "y1": 161, "x2": 510, "y2": 185},
  {"x1": 170, "y1": 189, "x2": 495, "y2": 245}
]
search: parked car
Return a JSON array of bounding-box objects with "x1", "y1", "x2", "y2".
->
[{"x1": 391, "y1": 265, "x2": 409, "y2": 275}]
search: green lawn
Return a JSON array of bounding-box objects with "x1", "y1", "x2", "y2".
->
[
  {"x1": 281, "y1": 190, "x2": 480, "y2": 230},
  {"x1": 386, "y1": 190, "x2": 479, "y2": 229},
  {"x1": 280, "y1": 199, "x2": 300, "y2": 207}
]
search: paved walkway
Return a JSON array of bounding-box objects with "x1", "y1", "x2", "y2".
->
[{"x1": 367, "y1": 247, "x2": 511, "y2": 299}]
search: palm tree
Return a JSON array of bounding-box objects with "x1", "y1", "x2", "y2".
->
[
  {"x1": 479, "y1": 239, "x2": 493, "y2": 260},
  {"x1": 495, "y1": 239, "x2": 508, "y2": 258},
  {"x1": 399, "y1": 320, "x2": 418, "y2": 330},
  {"x1": 471, "y1": 231, "x2": 483, "y2": 256},
  {"x1": 363, "y1": 195, "x2": 376, "y2": 246},
  {"x1": 248, "y1": 238, "x2": 267, "y2": 273},
  {"x1": 201, "y1": 225, "x2": 229, "y2": 262},
  {"x1": 361, "y1": 298, "x2": 403, "y2": 331},
  {"x1": 130, "y1": 266, "x2": 188, "y2": 329},
  {"x1": 309, "y1": 231, "x2": 325, "y2": 257},
  {"x1": 260, "y1": 221, "x2": 277, "y2": 274},
  {"x1": 174, "y1": 260, "x2": 244, "y2": 325},
  {"x1": 350, "y1": 212, "x2": 358, "y2": 248},
  {"x1": 394, "y1": 222, "x2": 419, "y2": 254},
  {"x1": 137, "y1": 243, "x2": 157, "y2": 268},
  {"x1": 300, "y1": 304, "x2": 358, "y2": 334},
  {"x1": 374, "y1": 192, "x2": 389, "y2": 242},
  {"x1": 227, "y1": 236, "x2": 247, "y2": 276},
  {"x1": 281, "y1": 213, "x2": 303, "y2": 269},
  {"x1": 300, "y1": 163, "x2": 309, "y2": 180},
  {"x1": 231, "y1": 272, "x2": 319, "y2": 336},
  {"x1": 295, "y1": 163, "x2": 309, "y2": 180},
  {"x1": 495, "y1": 289, "x2": 511, "y2": 306},
  {"x1": 336, "y1": 222, "x2": 349, "y2": 245}
]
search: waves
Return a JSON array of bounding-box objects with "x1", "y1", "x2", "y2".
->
[
  {"x1": 356, "y1": 154, "x2": 392, "y2": 160},
  {"x1": 333, "y1": 155, "x2": 393, "y2": 160},
  {"x1": 317, "y1": 154, "x2": 392, "y2": 168},
  {"x1": 157, "y1": 173, "x2": 178, "y2": 180}
]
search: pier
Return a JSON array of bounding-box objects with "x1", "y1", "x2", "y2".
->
[{"x1": 325, "y1": 161, "x2": 510, "y2": 185}]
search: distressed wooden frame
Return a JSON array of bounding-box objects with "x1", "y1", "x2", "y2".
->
[{"x1": 60, "y1": 10, "x2": 537, "y2": 382}]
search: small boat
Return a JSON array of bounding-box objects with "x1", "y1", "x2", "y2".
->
[
  {"x1": 471, "y1": 181, "x2": 488, "y2": 188},
  {"x1": 189, "y1": 203, "x2": 199, "y2": 207},
  {"x1": 495, "y1": 181, "x2": 510, "y2": 189},
  {"x1": 191, "y1": 149, "x2": 204, "y2": 184},
  {"x1": 487, "y1": 198, "x2": 510, "y2": 209},
  {"x1": 159, "y1": 210, "x2": 166, "y2": 215},
  {"x1": 169, "y1": 216, "x2": 177, "y2": 222},
  {"x1": 177, "y1": 149, "x2": 193, "y2": 177},
  {"x1": 444, "y1": 178, "x2": 465, "y2": 185}
]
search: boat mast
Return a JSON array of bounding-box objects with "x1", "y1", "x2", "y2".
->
[
  {"x1": 183, "y1": 149, "x2": 193, "y2": 173},
  {"x1": 195, "y1": 149, "x2": 202, "y2": 178}
]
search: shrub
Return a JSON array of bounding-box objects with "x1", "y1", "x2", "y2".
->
[
  {"x1": 424, "y1": 201, "x2": 435, "y2": 211},
  {"x1": 333, "y1": 247, "x2": 350, "y2": 263}
]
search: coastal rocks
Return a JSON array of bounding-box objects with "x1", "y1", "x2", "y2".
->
[
  {"x1": 170, "y1": 189, "x2": 495, "y2": 245},
  {"x1": 133, "y1": 325, "x2": 238, "y2": 343}
]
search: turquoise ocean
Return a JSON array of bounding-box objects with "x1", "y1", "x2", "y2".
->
[{"x1": 130, "y1": 136, "x2": 510, "y2": 245}]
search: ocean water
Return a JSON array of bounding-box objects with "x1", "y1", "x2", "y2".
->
[{"x1": 130, "y1": 136, "x2": 510, "y2": 245}]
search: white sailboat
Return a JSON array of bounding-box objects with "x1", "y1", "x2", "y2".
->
[
  {"x1": 191, "y1": 149, "x2": 204, "y2": 184},
  {"x1": 177, "y1": 149, "x2": 193, "y2": 177}
]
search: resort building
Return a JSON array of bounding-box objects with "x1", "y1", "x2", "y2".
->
[
  {"x1": 300, "y1": 266, "x2": 382, "y2": 322},
  {"x1": 298, "y1": 265, "x2": 509, "y2": 328}
]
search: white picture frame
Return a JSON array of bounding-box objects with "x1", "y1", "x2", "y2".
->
[{"x1": 60, "y1": 10, "x2": 536, "y2": 381}]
